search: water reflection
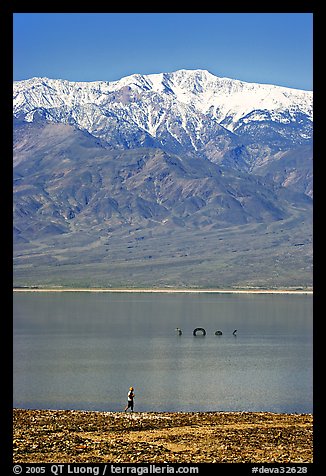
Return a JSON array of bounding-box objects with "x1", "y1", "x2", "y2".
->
[{"x1": 13, "y1": 292, "x2": 313, "y2": 413}]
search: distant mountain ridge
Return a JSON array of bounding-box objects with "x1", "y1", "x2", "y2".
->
[
  {"x1": 13, "y1": 69, "x2": 312, "y2": 164},
  {"x1": 13, "y1": 69, "x2": 312, "y2": 131},
  {"x1": 13, "y1": 69, "x2": 313, "y2": 289}
]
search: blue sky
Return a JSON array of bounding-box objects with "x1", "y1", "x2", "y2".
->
[{"x1": 13, "y1": 13, "x2": 313, "y2": 90}]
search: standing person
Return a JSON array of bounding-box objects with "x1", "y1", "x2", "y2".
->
[{"x1": 124, "y1": 386, "x2": 135, "y2": 412}]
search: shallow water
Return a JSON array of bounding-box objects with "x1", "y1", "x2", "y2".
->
[{"x1": 13, "y1": 292, "x2": 313, "y2": 413}]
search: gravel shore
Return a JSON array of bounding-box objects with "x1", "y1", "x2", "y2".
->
[{"x1": 13, "y1": 409, "x2": 313, "y2": 464}]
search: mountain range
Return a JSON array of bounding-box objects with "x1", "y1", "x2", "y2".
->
[{"x1": 13, "y1": 69, "x2": 313, "y2": 289}]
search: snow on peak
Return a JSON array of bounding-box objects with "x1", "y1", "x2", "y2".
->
[
  {"x1": 13, "y1": 69, "x2": 313, "y2": 137},
  {"x1": 105, "y1": 68, "x2": 313, "y2": 125}
]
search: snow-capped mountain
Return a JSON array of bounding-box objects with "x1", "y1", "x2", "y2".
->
[
  {"x1": 13, "y1": 69, "x2": 313, "y2": 289},
  {"x1": 13, "y1": 69, "x2": 313, "y2": 166}
]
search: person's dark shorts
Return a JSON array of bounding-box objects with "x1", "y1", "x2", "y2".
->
[{"x1": 127, "y1": 400, "x2": 134, "y2": 409}]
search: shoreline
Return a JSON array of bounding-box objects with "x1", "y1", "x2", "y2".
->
[
  {"x1": 13, "y1": 287, "x2": 313, "y2": 294},
  {"x1": 13, "y1": 409, "x2": 313, "y2": 463}
]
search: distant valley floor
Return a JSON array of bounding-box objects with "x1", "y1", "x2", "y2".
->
[{"x1": 13, "y1": 215, "x2": 312, "y2": 290}]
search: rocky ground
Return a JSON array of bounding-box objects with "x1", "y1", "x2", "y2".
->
[{"x1": 13, "y1": 409, "x2": 313, "y2": 464}]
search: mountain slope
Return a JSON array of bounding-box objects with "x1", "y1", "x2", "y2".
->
[
  {"x1": 13, "y1": 120, "x2": 312, "y2": 289},
  {"x1": 253, "y1": 145, "x2": 313, "y2": 198}
]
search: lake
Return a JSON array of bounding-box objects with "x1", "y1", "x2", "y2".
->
[{"x1": 13, "y1": 292, "x2": 313, "y2": 413}]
